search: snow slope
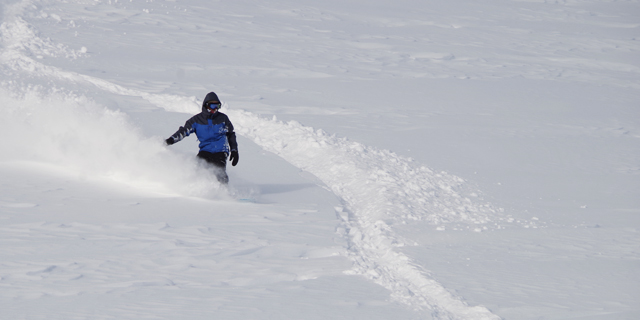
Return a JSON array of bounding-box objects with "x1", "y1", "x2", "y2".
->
[{"x1": 1, "y1": 0, "x2": 639, "y2": 319}]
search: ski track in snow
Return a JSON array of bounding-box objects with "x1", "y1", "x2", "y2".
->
[
  {"x1": 0, "y1": 2, "x2": 545, "y2": 319},
  {"x1": 229, "y1": 111, "x2": 506, "y2": 319}
]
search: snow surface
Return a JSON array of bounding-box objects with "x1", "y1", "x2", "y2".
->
[{"x1": 1, "y1": 0, "x2": 639, "y2": 319}]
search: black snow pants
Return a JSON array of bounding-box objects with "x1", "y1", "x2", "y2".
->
[{"x1": 197, "y1": 151, "x2": 229, "y2": 184}]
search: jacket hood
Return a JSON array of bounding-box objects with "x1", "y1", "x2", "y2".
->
[{"x1": 201, "y1": 92, "x2": 221, "y2": 112}]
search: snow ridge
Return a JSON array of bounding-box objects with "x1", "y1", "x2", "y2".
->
[{"x1": 228, "y1": 110, "x2": 501, "y2": 319}]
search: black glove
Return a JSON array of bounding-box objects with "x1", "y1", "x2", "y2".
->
[
  {"x1": 229, "y1": 150, "x2": 239, "y2": 166},
  {"x1": 165, "y1": 137, "x2": 175, "y2": 146}
]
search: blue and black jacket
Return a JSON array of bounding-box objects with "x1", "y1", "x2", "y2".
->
[{"x1": 169, "y1": 92, "x2": 238, "y2": 154}]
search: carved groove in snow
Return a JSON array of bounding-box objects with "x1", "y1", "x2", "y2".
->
[{"x1": 230, "y1": 110, "x2": 502, "y2": 319}]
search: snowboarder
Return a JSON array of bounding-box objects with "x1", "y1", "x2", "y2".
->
[{"x1": 164, "y1": 92, "x2": 238, "y2": 184}]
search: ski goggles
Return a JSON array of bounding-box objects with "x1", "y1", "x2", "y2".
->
[{"x1": 207, "y1": 102, "x2": 221, "y2": 109}]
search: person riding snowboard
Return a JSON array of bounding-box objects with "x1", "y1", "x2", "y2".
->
[{"x1": 164, "y1": 92, "x2": 238, "y2": 184}]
